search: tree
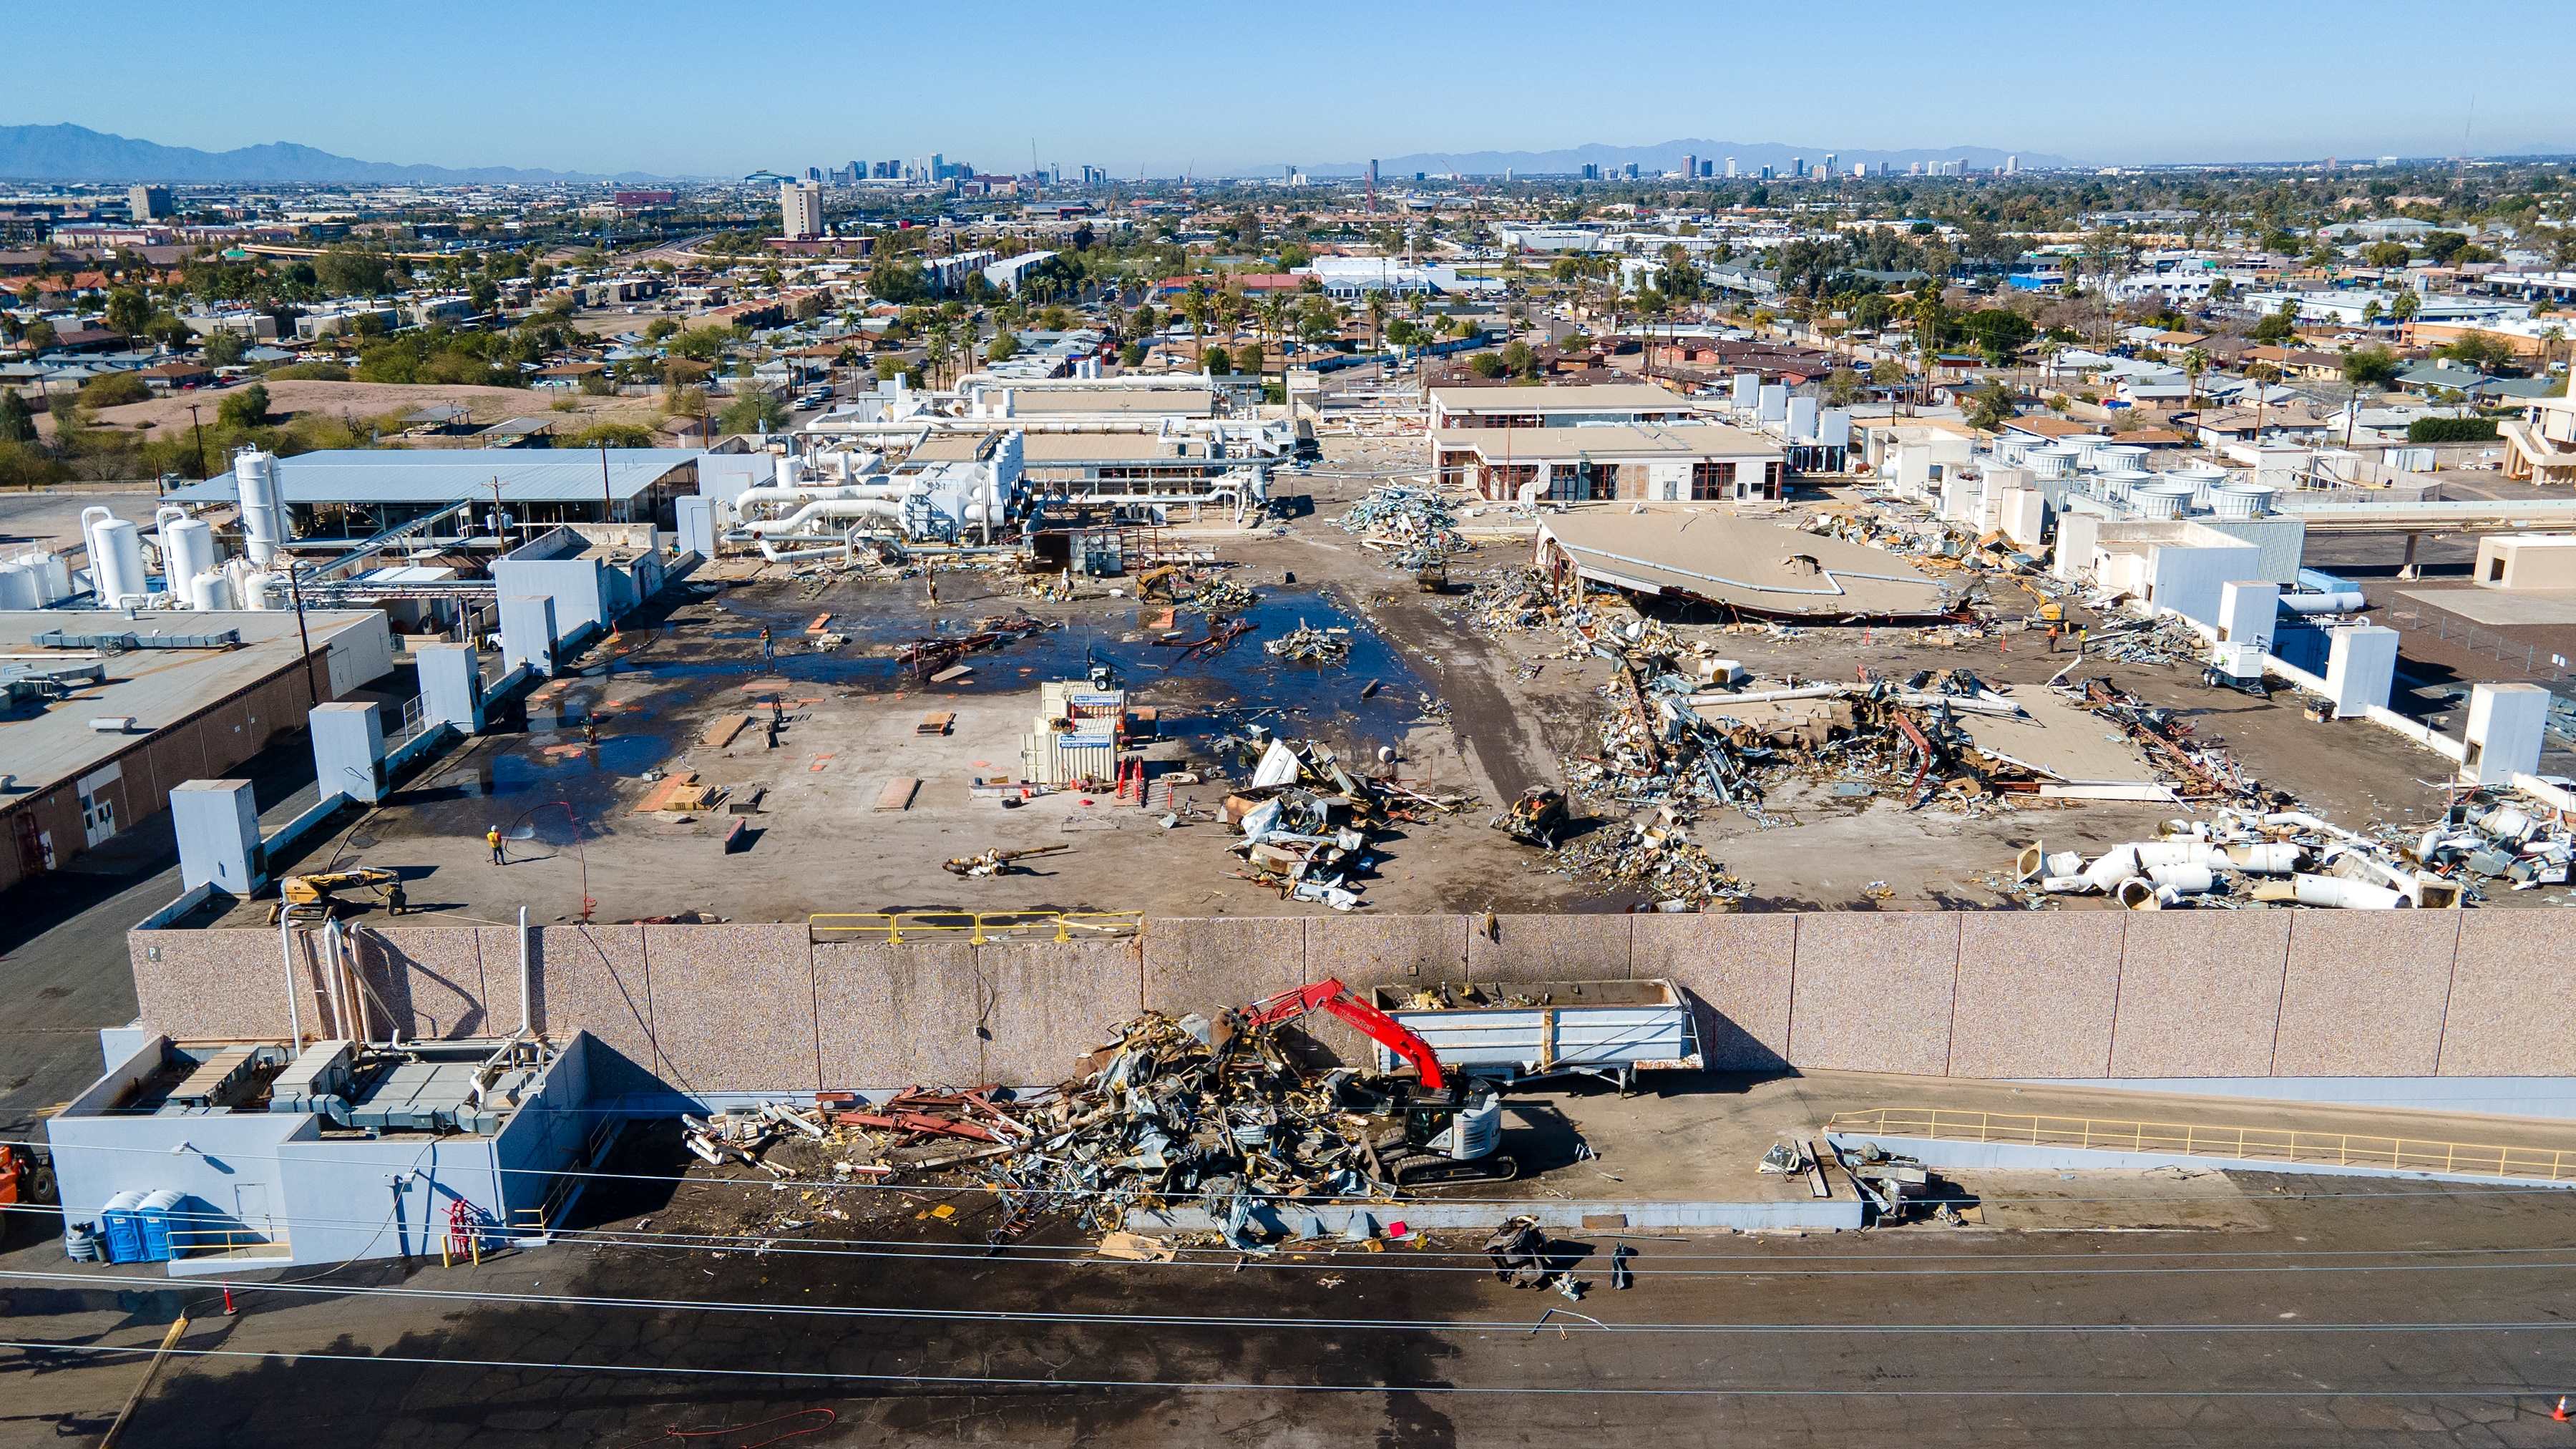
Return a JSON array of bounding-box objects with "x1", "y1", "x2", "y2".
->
[
  {"x1": 217, "y1": 381, "x2": 270, "y2": 429},
  {"x1": 2390, "y1": 289, "x2": 2420, "y2": 323},
  {"x1": 0, "y1": 388, "x2": 34, "y2": 444},
  {"x1": 1500, "y1": 339, "x2": 1536, "y2": 378},
  {"x1": 78, "y1": 372, "x2": 150, "y2": 408},
  {"x1": 668, "y1": 326, "x2": 738, "y2": 362},
  {"x1": 103, "y1": 288, "x2": 150, "y2": 343},
  {"x1": 2438, "y1": 330, "x2": 2515, "y2": 374},
  {"x1": 1964, "y1": 381, "x2": 2017, "y2": 431},
  {"x1": 1821, "y1": 367, "x2": 1867, "y2": 406},
  {"x1": 2341, "y1": 345, "x2": 2401, "y2": 389},
  {"x1": 22, "y1": 318, "x2": 56, "y2": 354},
  {"x1": 987, "y1": 332, "x2": 1018, "y2": 364},
  {"x1": 2251, "y1": 301, "x2": 2299, "y2": 343},
  {"x1": 1468, "y1": 351, "x2": 1506, "y2": 379},
  {"x1": 1118, "y1": 340, "x2": 1147, "y2": 368},
  {"x1": 1201, "y1": 343, "x2": 1231, "y2": 375},
  {"x1": 868, "y1": 259, "x2": 930, "y2": 306},
  {"x1": 716, "y1": 389, "x2": 790, "y2": 434},
  {"x1": 2180, "y1": 347, "x2": 2210, "y2": 409},
  {"x1": 2361, "y1": 241, "x2": 2411, "y2": 269}
]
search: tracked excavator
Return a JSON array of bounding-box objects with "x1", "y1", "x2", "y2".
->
[{"x1": 1235, "y1": 977, "x2": 1516, "y2": 1186}]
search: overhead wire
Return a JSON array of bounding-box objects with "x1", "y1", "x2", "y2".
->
[{"x1": 2, "y1": 1337, "x2": 2560, "y2": 1401}]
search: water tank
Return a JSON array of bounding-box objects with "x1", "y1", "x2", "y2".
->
[
  {"x1": 2095, "y1": 444, "x2": 2148, "y2": 473},
  {"x1": 2209, "y1": 482, "x2": 2273, "y2": 520},
  {"x1": 93, "y1": 518, "x2": 150, "y2": 606},
  {"x1": 187, "y1": 568, "x2": 235, "y2": 610},
  {"x1": 234, "y1": 447, "x2": 286, "y2": 566},
  {"x1": 0, "y1": 562, "x2": 37, "y2": 610},
  {"x1": 774, "y1": 454, "x2": 803, "y2": 489},
  {"x1": 2069, "y1": 434, "x2": 2112, "y2": 469},
  {"x1": 2028, "y1": 444, "x2": 2077, "y2": 479},
  {"x1": 11, "y1": 550, "x2": 71, "y2": 603},
  {"x1": 240, "y1": 570, "x2": 283, "y2": 610},
  {"x1": 2133, "y1": 482, "x2": 2196, "y2": 520},
  {"x1": 162, "y1": 517, "x2": 217, "y2": 600}
]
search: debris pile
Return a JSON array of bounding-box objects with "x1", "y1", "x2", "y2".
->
[
  {"x1": 1176, "y1": 577, "x2": 1258, "y2": 613},
  {"x1": 2019, "y1": 804, "x2": 2468, "y2": 910},
  {"x1": 1450, "y1": 565, "x2": 1558, "y2": 635},
  {"x1": 1264, "y1": 623, "x2": 1354, "y2": 664},
  {"x1": 1218, "y1": 735, "x2": 1468, "y2": 910},
  {"x1": 1552, "y1": 809, "x2": 1751, "y2": 909},
  {"x1": 1335, "y1": 484, "x2": 1468, "y2": 571}
]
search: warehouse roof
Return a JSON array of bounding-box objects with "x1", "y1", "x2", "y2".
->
[
  {"x1": 163, "y1": 449, "x2": 706, "y2": 506},
  {"x1": 1430, "y1": 382, "x2": 1696, "y2": 415},
  {"x1": 1436, "y1": 422, "x2": 1782, "y2": 462},
  {"x1": 1538, "y1": 511, "x2": 1950, "y2": 618}
]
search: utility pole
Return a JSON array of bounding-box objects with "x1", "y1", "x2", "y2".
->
[
  {"x1": 285, "y1": 551, "x2": 318, "y2": 708},
  {"x1": 186, "y1": 404, "x2": 208, "y2": 480},
  {"x1": 600, "y1": 444, "x2": 614, "y2": 526}
]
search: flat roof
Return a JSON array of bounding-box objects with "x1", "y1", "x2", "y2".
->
[
  {"x1": 164, "y1": 448, "x2": 705, "y2": 507},
  {"x1": 1430, "y1": 382, "x2": 1695, "y2": 414},
  {"x1": 0, "y1": 608, "x2": 386, "y2": 799},
  {"x1": 1435, "y1": 422, "x2": 1783, "y2": 462},
  {"x1": 1538, "y1": 511, "x2": 1949, "y2": 618},
  {"x1": 1007, "y1": 389, "x2": 1214, "y2": 416}
]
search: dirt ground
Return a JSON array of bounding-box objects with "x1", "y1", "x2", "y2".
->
[{"x1": 29, "y1": 378, "x2": 664, "y2": 441}]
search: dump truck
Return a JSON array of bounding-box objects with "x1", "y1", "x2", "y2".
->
[{"x1": 1370, "y1": 978, "x2": 1704, "y2": 1091}]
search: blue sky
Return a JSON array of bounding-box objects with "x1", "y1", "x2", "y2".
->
[{"x1": 12, "y1": 0, "x2": 2571, "y2": 177}]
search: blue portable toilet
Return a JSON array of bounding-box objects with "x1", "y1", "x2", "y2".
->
[
  {"x1": 99, "y1": 1191, "x2": 145, "y2": 1264},
  {"x1": 136, "y1": 1190, "x2": 184, "y2": 1262}
]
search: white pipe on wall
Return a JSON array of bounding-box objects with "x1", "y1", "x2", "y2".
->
[
  {"x1": 518, "y1": 904, "x2": 532, "y2": 1037},
  {"x1": 278, "y1": 914, "x2": 304, "y2": 1050}
]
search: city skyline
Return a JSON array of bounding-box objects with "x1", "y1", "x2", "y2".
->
[{"x1": 4, "y1": 0, "x2": 2569, "y2": 180}]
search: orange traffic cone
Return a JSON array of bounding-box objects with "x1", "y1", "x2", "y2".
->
[{"x1": 2553, "y1": 1395, "x2": 2568, "y2": 1423}]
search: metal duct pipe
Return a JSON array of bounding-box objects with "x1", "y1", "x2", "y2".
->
[
  {"x1": 743, "y1": 497, "x2": 907, "y2": 537},
  {"x1": 2145, "y1": 862, "x2": 2218, "y2": 894},
  {"x1": 2278, "y1": 590, "x2": 2367, "y2": 615},
  {"x1": 518, "y1": 904, "x2": 532, "y2": 1037},
  {"x1": 320, "y1": 917, "x2": 350, "y2": 1041},
  {"x1": 278, "y1": 914, "x2": 304, "y2": 1050},
  {"x1": 2225, "y1": 841, "x2": 2301, "y2": 874},
  {"x1": 2259, "y1": 873, "x2": 2411, "y2": 909}
]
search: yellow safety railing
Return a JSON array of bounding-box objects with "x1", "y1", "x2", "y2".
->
[
  {"x1": 809, "y1": 909, "x2": 1142, "y2": 945},
  {"x1": 1823, "y1": 1106, "x2": 2576, "y2": 1184}
]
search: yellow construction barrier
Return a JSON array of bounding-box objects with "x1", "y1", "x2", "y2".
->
[
  {"x1": 809, "y1": 909, "x2": 1142, "y2": 945},
  {"x1": 1824, "y1": 1106, "x2": 2576, "y2": 1184}
]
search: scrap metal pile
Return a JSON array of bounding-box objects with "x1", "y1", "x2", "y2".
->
[
  {"x1": 1448, "y1": 565, "x2": 1558, "y2": 635},
  {"x1": 2019, "y1": 804, "x2": 2469, "y2": 910},
  {"x1": 1216, "y1": 733, "x2": 1468, "y2": 910},
  {"x1": 1334, "y1": 484, "x2": 1468, "y2": 571},
  {"x1": 1264, "y1": 623, "x2": 1355, "y2": 664}
]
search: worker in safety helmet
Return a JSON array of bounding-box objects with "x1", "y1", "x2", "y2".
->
[{"x1": 487, "y1": 826, "x2": 506, "y2": 866}]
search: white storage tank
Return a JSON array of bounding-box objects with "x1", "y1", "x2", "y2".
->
[
  {"x1": 2094, "y1": 444, "x2": 2149, "y2": 473},
  {"x1": 187, "y1": 569, "x2": 235, "y2": 610},
  {"x1": 2069, "y1": 434, "x2": 2112, "y2": 469},
  {"x1": 0, "y1": 561, "x2": 38, "y2": 610},
  {"x1": 2133, "y1": 482, "x2": 2197, "y2": 520},
  {"x1": 2209, "y1": 482, "x2": 2274, "y2": 520},
  {"x1": 240, "y1": 570, "x2": 284, "y2": 610},
  {"x1": 2028, "y1": 444, "x2": 2079, "y2": 479},
  {"x1": 160, "y1": 512, "x2": 218, "y2": 602},
  {"x1": 234, "y1": 447, "x2": 286, "y2": 566},
  {"x1": 92, "y1": 518, "x2": 150, "y2": 606}
]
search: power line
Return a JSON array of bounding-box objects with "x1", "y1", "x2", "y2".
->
[
  {"x1": 1, "y1": 1337, "x2": 2562, "y2": 1401},
  {"x1": 19, "y1": 1266, "x2": 2576, "y2": 1337}
]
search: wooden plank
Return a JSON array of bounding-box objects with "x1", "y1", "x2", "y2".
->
[
  {"x1": 874, "y1": 778, "x2": 921, "y2": 811},
  {"x1": 928, "y1": 664, "x2": 972, "y2": 684},
  {"x1": 805, "y1": 613, "x2": 834, "y2": 634},
  {"x1": 917, "y1": 711, "x2": 955, "y2": 736},
  {"x1": 634, "y1": 771, "x2": 701, "y2": 813},
  {"x1": 700, "y1": 713, "x2": 753, "y2": 749}
]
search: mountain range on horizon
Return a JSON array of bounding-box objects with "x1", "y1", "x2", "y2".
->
[
  {"x1": 1284, "y1": 139, "x2": 2084, "y2": 178},
  {"x1": 0, "y1": 123, "x2": 676, "y2": 185}
]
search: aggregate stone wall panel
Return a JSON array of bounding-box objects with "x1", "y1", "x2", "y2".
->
[
  {"x1": 1303, "y1": 913, "x2": 1470, "y2": 986},
  {"x1": 2109, "y1": 912, "x2": 2290, "y2": 1078},
  {"x1": 976, "y1": 937, "x2": 1146, "y2": 1085},
  {"x1": 2270, "y1": 911, "x2": 2459, "y2": 1077},
  {"x1": 813, "y1": 940, "x2": 986, "y2": 1089},
  {"x1": 1948, "y1": 912, "x2": 2123, "y2": 1079},
  {"x1": 1629, "y1": 912, "x2": 1795, "y2": 1070},
  {"x1": 533, "y1": 925, "x2": 658, "y2": 1076},
  {"x1": 350, "y1": 925, "x2": 492, "y2": 1040},
  {"x1": 132, "y1": 928, "x2": 313, "y2": 1041},
  {"x1": 645, "y1": 923, "x2": 821, "y2": 1093},
  {"x1": 1787, "y1": 912, "x2": 1958, "y2": 1075},
  {"x1": 1141, "y1": 917, "x2": 1304, "y2": 1015},
  {"x1": 2438, "y1": 912, "x2": 2576, "y2": 1077},
  {"x1": 1463, "y1": 913, "x2": 1634, "y2": 984},
  {"x1": 476, "y1": 927, "x2": 528, "y2": 1035}
]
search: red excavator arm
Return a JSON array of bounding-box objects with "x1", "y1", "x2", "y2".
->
[{"x1": 1240, "y1": 977, "x2": 1448, "y2": 1092}]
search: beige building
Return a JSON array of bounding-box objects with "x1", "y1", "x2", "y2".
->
[
  {"x1": 2473, "y1": 532, "x2": 2576, "y2": 591},
  {"x1": 2503, "y1": 396, "x2": 2576, "y2": 487},
  {"x1": 1434, "y1": 422, "x2": 1786, "y2": 503}
]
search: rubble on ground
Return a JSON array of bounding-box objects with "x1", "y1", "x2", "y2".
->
[
  {"x1": 1214, "y1": 733, "x2": 1472, "y2": 910},
  {"x1": 1264, "y1": 623, "x2": 1353, "y2": 664},
  {"x1": 1334, "y1": 484, "x2": 1468, "y2": 572}
]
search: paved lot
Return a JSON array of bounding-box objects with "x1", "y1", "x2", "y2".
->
[{"x1": 8, "y1": 1169, "x2": 2576, "y2": 1446}]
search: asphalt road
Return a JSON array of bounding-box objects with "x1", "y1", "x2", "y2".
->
[{"x1": 9, "y1": 1173, "x2": 2576, "y2": 1446}]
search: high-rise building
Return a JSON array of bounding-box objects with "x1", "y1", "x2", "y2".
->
[
  {"x1": 1621, "y1": 162, "x2": 1640, "y2": 179},
  {"x1": 781, "y1": 180, "x2": 823, "y2": 240},
  {"x1": 127, "y1": 184, "x2": 171, "y2": 220},
  {"x1": 1823, "y1": 152, "x2": 1837, "y2": 176},
  {"x1": 1683, "y1": 153, "x2": 1697, "y2": 182},
  {"x1": 2004, "y1": 155, "x2": 2019, "y2": 175},
  {"x1": 1758, "y1": 165, "x2": 1775, "y2": 180},
  {"x1": 1791, "y1": 156, "x2": 1806, "y2": 178},
  {"x1": 1724, "y1": 156, "x2": 1737, "y2": 178}
]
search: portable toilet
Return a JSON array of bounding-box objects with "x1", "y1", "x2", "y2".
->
[
  {"x1": 136, "y1": 1189, "x2": 184, "y2": 1262},
  {"x1": 99, "y1": 1191, "x2": 145, "y2": 1264}
]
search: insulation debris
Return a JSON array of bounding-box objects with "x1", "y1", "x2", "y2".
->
[
  {"x1": 1263, "y1": 623, "x2": 1354, "y2": 664},
  {"x1": 1333, "y1": 484, "x2": 1468, "y2": 571}
]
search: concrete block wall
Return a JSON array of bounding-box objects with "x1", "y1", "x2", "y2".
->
[{"x1": 124, "y1": 908, "x2": 2576, "y2": 1094}]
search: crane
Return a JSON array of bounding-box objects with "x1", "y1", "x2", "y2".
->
[{"x1": 1234, "y1": 978, "x2": 1515, "y2": 1184}]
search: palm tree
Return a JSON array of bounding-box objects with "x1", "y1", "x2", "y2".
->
[
  {"x1": 2180, "y1": 347, "x2": 2210, "y2": 409},
  {"x1": 1365, "y1": 291, "x2": 1390, "y2": 353},
  {"x1": 1259, "y1": 293, "x2": 1289, "y2": 371},
  {"x1": 2243, "y1": 361, "x2": 2281, "y2": 441}
]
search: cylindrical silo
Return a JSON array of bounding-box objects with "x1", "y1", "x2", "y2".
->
[
  {"x1": 234, "y1": 447, "x2": 286, "y2": 566},
  {"x1": 94, "y1": 518, "x2": 150, "y2": 606},
  {"x1": 187, "y1": 569, "x2": 235, "y2": 611},
  {"x1": 0, "y1": 562, "x2": 39, "y2": 610},
  {"x1": 161, "y1": 513, "x2": 217, "y2": 602}
]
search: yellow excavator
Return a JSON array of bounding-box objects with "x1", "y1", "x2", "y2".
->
[
  {"x1": 269, "y1": 867, "x2": 405, "y2": 922},
  {"x1": 1131, "y1": 565, "x2": 1186, "y2": 601}
]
